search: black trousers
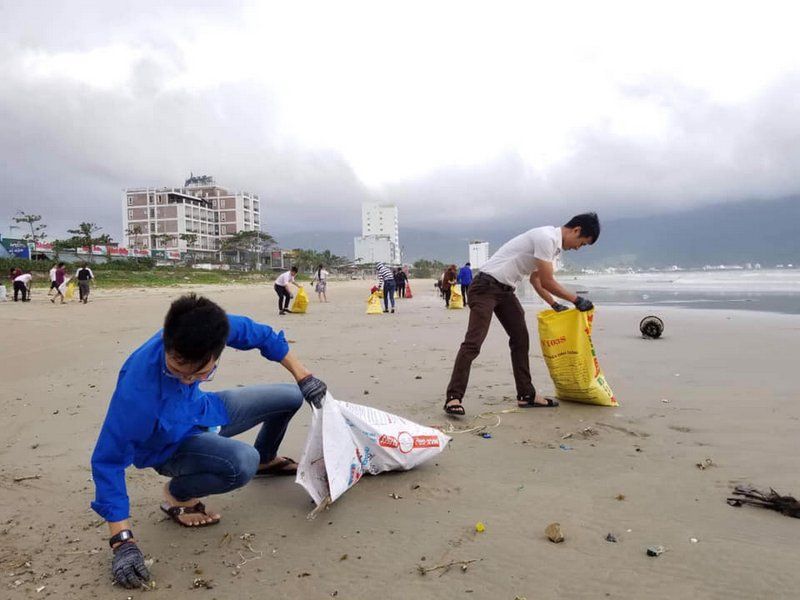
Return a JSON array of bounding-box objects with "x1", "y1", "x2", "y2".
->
[
  {"x1": 446, "y1": 273, "x2": 535, "y2": 401},
  {"x1": 13, "y1": 281, "x2": 28, "y2": 301},
  {"x1": 461, "y1": 283, "x2": 470, "y2": 306},
  {"x1": 274, "y1": 283, "x2": 291, "y2": 312}
]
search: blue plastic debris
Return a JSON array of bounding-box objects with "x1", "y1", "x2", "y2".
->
[
  {"x1": 481, "y1": 433, "x2": 492, "y2": 439},
  {"x1": 559, "y1": 444, "x2": 573, "y2": 451}
]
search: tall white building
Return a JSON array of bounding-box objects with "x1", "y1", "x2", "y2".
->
[
  {"x1": 469, "y1": 241, "x2": 490, "y2": 269},
  {"x1": 354, "y1": 202, "x2": 401, "y2": 265}
]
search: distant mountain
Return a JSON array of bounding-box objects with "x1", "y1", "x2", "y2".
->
[{"x1": 271, "y1": 197, "x2": 800, "y2": 267}]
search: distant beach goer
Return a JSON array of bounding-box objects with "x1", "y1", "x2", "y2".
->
[
  {"x1": 13, "y1": 271, "x2": 32, "y2": 302},
  {"x1": 375, "y1": 262, "x2": 396, "y2": 313},
  {"x1": 76, "y1": 262, "x2": 95, "y2": 304},
  {"x1": 51, "y1": 262, "x2": 66, "y2": 304},
  {"x1": 443, "y1": 213, "x2": 600, "y2": 415},
  {"x1": 312, "y1": 264, "x2": 329, "y2": 302},
  {"x1": 395, "y1": 267, "x2": 408, "y2": 298},
  {"x1": 441, "y1": 265, "x2": 458, "y2": 308},
  {"x1": 48, "y1": 264, "x2": 59, "y2": 296},
  {"x1": 90, "y1": 293, "x2": 326, "y2": 589},
  {"x1": 274, "y1": 266, "x2": 299, "y2": 315},
  {"x1": 458, "y1": 262, "x2": 473, "y2": 306}
]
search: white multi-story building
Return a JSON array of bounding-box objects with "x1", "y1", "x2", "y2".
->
[
  {"x1": 122, "y1": 175, "x2": 261, "y2": 257},
  {"x1": 354, "y1": 202, "x2": 401, "y2": 265},
  {"x1": 469, "y1": 241, "x2": 490, "y2": 269}
]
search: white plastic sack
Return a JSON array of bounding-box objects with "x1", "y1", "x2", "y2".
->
[{"x1": 296, "y1": 393, "x2": 451, "y2": 506}]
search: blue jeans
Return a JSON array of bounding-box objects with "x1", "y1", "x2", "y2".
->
[
  {"x1": 383, "y1": 280, "x2": 396, "y2": 311},
  {"x1": 156, "y1": 383, "x2": 303, "y2": 502}
]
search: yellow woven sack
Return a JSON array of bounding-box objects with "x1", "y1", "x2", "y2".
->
[
  {"x1": 448, "y1": 286, "x2": 464, "y2": 309},
  {"x1": 65, "y1": 280, "x2": 76, "y2": 301},
  {"x1": 291, "y1": 286, "x2": 309, "y2": 314},
  {"x1": 537, "y1": 308, "x2": 617, "y2": 406},
  {"x1": 366, "y1": 292, "x2": 383, "y2": 315}
]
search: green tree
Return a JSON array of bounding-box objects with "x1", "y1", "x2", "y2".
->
[
  {"x1": 412, "y1": 258, "x2": 447, "y2": 278},
  {"x1": 67, "y1": 222, "x2": 111, "y2": 263},
  {"x1": 13, "y1": 211, "x2": 47, "y2": 243},
  {"x1": 125, "y1": 224, "x2": 144, "y2": 250},
  {"x1": 220, "y1": 230, "x2": 276, "y2": 270}
]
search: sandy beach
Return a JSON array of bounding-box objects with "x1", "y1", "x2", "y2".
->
[{"x1": 1, "y1": 279, "x2": 799, "y2": 599}]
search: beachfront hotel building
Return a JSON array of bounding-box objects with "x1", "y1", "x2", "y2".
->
[
  {"x1": 122, "y1": 175, "x2": 260, "y2": 257},
  {"x1": 354, "y1": 202, "x2": 401, "y2": 265},
  {"x1": 469, "y1": 241, "x2": 490, "y2": 269}
]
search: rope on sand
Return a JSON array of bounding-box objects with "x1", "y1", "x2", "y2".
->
[{"x1": 440, "y1": 408, "x2": 519, "y2": 435}]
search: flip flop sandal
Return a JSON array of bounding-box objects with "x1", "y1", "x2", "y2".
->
[
  {"x1": 255, "y1": 456, "x2": 298, "y2": 477},
  {"x1": 444, "y1": 399, "x2": 466, "y2": 416},
  {"x1": 517, "y1": 395, "x2": 559, "y2": 408},
  {"x1": 160, "y1": 501, "x2": 220, "y2": 527}
]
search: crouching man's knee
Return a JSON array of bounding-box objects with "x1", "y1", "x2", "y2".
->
[{"x1": 228, "y1": 444, "x2": 260, "y2": 489}]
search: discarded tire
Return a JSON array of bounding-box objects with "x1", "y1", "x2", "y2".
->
[{"x1": 639, "y1": 316, "x2": 664, "y2": 339}]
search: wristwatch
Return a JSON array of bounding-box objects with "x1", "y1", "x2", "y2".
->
[{"x1": 109, "y1": 529, "x2": 134, "y2": 548}]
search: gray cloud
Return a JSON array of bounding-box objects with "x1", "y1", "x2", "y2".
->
[{"x1": 2, "y1": 2, "x2": 800, "y2": 248}]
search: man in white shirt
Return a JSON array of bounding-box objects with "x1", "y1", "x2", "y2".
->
[
  {"x1": 444, "y1": 213, "x2": 600, "y2": 416},
  {"x1": 13, "y1": 271, "x2": 33, "y2": 302},
  {"x1": 274, "y1": 266, "x2": 299, "y2": 315},
  {"x1": 48, "y1": 264, "x2": 58, "y2": 296}
]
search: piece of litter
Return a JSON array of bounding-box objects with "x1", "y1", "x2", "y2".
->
[
  {"x1": 558, "y1": 444, "x2": 572, "y2": 451},
  {"x1": 605, "y1": 533, "x2": 618, "y2": 543},
  {"x1": 475, "y1": 522, "x2": 485, "y2": 533},
  {"x1": 661, "y1": 399, "x2": 670, "y2": 403},
  {"x1": 36, "y1": 586, "x2": 46, "y2": 593},
  {"x1": 481, "y1": 433, "x2": 492, "y2": 439},
  {"x1": 545, "y1": 522, "x2": 564, "y2": 543},
  {"x1": 388, "y1": 493, "x2": 402, "y2": 499},
  {"x1": 690, "y1": 538, "x2": 698, "y2": 543},
  {"x1": 696, "y1": 458, "x2": 715, "y2": 470},
  {"x1": 646, "y1": 545, "x2": 665, "y2": 557}
]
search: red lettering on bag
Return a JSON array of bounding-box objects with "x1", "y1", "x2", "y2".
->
[
  {"x1": 412, "y1": 435, "x2": 440, "y2": 449},
  {"x1": 379, "y1": 434, "x2": 399, "y2": 448},
  {"x1": 543, "y1": 336, "x2": 567, "y2": 347}
]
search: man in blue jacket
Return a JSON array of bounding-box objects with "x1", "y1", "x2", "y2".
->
[
  {"x1": 457, "y1": 262, "x2": 473, "y2": 306},
  {"x1": 90, "y1": 293, "x2": 327, "y2": 588}
]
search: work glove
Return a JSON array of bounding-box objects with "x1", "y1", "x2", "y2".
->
[
  {"x1": 550, "y1": 302, "x2": 569, "y2": 312},
  {"x1": 298, "y1": 374, "x2": 327, "y2": 409},
  {"x1": 574, "y1": 296, "x2": 594, "y2": 312},
  {"x1": 112, "y1": 542, "x2": 150, "y2": 589}
]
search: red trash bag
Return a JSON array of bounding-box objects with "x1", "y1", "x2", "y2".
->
[{"x1": 405, "y1": 282, "x2": 413, "y2": 299}]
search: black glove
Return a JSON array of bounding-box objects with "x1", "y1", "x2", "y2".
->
[
  {"x1": 112, "y1": 541, "x2": 150, "y2": 589},
  {"x1": 550, "y1": 302, "x2": 569, "y2": 312},
  {"x1": 574, "y1": 296, "x2": 594, "y2": 312},
  {"x1": 298, "y1": 375, "x2": 327, "y2": 408}
]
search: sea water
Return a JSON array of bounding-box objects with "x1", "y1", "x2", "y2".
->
[{"x1": 517, "y1": 269, "x2": 800, "y2": 315}]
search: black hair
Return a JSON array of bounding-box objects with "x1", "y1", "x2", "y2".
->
[
  {"x1": 57, "y1": 262, "x2": 65, "y2": 267},
  {"x1": 163, "y1": 293, "x2": 229, "y2": 366},
  {"x1": 564, "y1": 212, "x2": 600, "y2": 244},
  {"x1": 290, "y1": 265, "x2": 298, "y2": 273},
  {"x1": 465, "y1": 262, "x2": 471, "y2": 266}
]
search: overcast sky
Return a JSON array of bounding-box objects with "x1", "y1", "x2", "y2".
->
[{"x1": 2, "y1": 0, "x2": 800, "y2": 243}]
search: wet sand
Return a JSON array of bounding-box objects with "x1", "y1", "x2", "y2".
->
[{"x1": 1, "y1": 279, "x2": 799, "y2": 599}]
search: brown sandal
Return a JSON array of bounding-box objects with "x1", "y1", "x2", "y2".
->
[
  {"x1": 160, "y1": 501, "x2": 220, "y2": 527},
  {"x1": 255, "y1": 456, "x2": 298, "y2": 477}
]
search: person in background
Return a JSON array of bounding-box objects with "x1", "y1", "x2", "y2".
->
[
  {"x1": 441, "y1": 264, "x2": 458, "y2": 307},
  {"x1": 48, "y1": 263, "x2": 59, "y2": 296},
  {"x1": 13, "y1": 270, "x2": 32, "y2": 302},
  {"x1": 375, "y1": 262, "x2": 396, "y2": 313},
  {"x1": 10, "y1": 267, "x2": 22, "y2": 285},
  {"x1": 443, "y1": 213, "x2": 601, "y2": 416},
  {"x1": 312, "y1": 264, "x2": 329, "y2": 302},
  {"x1": 90, "y1": 293, "x2": 327, "y2": 589},
  {"x1": 395, "y1": 267, "x2": 408, "y2": 298},
  {"x1": 458, "y1": 262, "x2": 473, "y2": 306},
  {"x1": 50, "y1": 262, "x2": 66, "y2": 304},
  {"x1": 274, "y1": 266, "x2": 299, "y2": 315},
  {"x1": 76, "y1": 262, "x2": 95, "y2": 304}
]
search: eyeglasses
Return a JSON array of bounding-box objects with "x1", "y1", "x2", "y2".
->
[{"x1": 163, "y1": 358, "x2": 219, "y2": 383}]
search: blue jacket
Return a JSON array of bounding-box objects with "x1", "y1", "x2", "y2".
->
[
  {"x1": 458, "y1": 266, "x2": 473, "y2": 286},
  {"x1": 90, "y1": 315, "x2": 289, "y2": 523}
]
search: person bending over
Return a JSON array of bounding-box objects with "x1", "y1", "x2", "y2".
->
[
  {"x1": 90, "y1": 293, "x2": 327, "y2": 588},
  {"x1": 443, "y1": 213, "x2": 600, "y2": 416}
]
